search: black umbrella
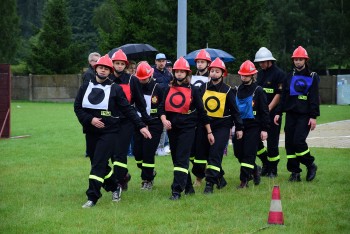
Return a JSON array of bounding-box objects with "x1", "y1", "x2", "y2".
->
[{"x1": 108, "y1": 43, "x2": 158, "y2": 60}]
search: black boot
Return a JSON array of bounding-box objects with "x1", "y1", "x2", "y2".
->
[
  {"x1": 261, "y1": 164, "x2": 269, "y2": 177},
  {"x1": 203, "y1": 182, "x2": 214, "y2": 194},
  {"x1": 289, "y1": 172, "x2": 301, "y2": 182},
  {"x1": 306, "y1": 163, "x2": 318, "y2": 181},
  {"x1": 120, "y1": 173, "x2": 131, "y2": 191},
  {"x1": 237, "y1": 180, "x2": 249, "y2": 189},
  {"x1": 217, "y1": 176, "x2": 227, "y2": 189},
  {"x1": 169, "y1": 192, "x2": 181, "y2": 200},
  {"x1": 253, "y1": 166, "x2": 261, "y2": 185}
]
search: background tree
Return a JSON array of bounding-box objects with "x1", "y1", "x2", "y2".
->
[
  {"x1": 0, "y1": 0, "x2": 20, "y2": 63},
  {"x1": 27, "y1": 0, "x2": 85, "y2": 74}
]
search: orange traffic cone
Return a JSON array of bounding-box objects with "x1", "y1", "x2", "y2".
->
[{"x1": 268, "y1": 185, "x2": 284, "y2": 225}]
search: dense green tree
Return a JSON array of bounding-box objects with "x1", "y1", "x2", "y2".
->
[
  {"x1": 27, "y1": 0, "x2": 85, "y2": 74},
  {"x1": 0, "y1": 0, "x2": 20, "y2": 63}
]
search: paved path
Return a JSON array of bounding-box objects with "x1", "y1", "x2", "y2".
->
[{"x1": 279, "y1": 120, "x2": 350, "y2": 148}]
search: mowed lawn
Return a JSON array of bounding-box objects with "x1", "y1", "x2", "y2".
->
[{"x1": 0, "y1": 102, "x2": 349, "y2": 233}]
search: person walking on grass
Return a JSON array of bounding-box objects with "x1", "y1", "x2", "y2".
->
[
  {"x1": 233, "y1": 60, "x2": 270, "y2": 189},
  {"x1": 158, "y1": 57, "x2": 214, "y2": 200},
  {"x1": 133, "y1": 61, "x2": 165, "y2": 190},
  {"x1": 197, "y1": 58, "x2": 244, "y2": 194},
  {"x1": 274, "y1": 46, "x2": 319, "y2": 182},
  {"x1": 74, "y1": 55, "x2": 151, "y2": 208},
  {"x1": 109, "y1": 49, "x2": 152, "y2": 196},
  {"x1": 254, "y1": 47, "x2": 286, "y2": 178}
]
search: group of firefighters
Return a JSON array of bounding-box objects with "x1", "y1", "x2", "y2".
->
[{"x1": 74, "y1": 45, "x2": 320, "y2": 208}]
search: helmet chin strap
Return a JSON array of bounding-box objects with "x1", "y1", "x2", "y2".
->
[
  {"x1": 176, "y1": 77, "x2": 186, "y2": 82},
  {"x1": 211, "y1": 77, "x2": 222, "y2": 82},
  {"x1": 96, "y1": 72, "x2": 108, "y2": 80}
]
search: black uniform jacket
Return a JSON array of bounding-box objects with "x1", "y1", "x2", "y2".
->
[
  {"x1": 201, "y1": 80, "x2": 244, "y2": 131},
  {"x1": 74, "y1": 77, "x2": 146, "y2": 134},
  {"x1": 276, "y1": 67, "x2": 320, "y2": 119},
  {"x1": 139, "y1": 78, "x2": 165, "y2": 125},
  {"x1": 158, "y1": 82, "x2": 210, "y2": 129},
  {"x1": 256, "y1": 63, "x2": 285, "y2": 105},
  {"x1": 236, "y1": 82, "x2": 270, "y2": 131},
  {"x1": 110, "y1": 72, "x2": 152, "y2": 124}
]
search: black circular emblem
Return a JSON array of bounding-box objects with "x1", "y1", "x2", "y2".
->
[
  {"x1": 205, "y1": 96, "x2": 220, "y2": 112},
  {"x1": 294, "y1": 79, "x2": 307, "y2": 93},
  {"x1": 88, "y1": 88, "x2": 105, "y2": 104},
  {"x1": 193, "y1": 80, "x2": 205, "y2": 87},
  {"x1": 169, "y1": 92, "x2": 185, "y2": 108}
]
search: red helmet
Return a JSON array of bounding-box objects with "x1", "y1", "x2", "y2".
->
[
  {"x1": 94, "y1": 54, "x2": 114, "y2": 72},
  {"x1": 195, "y1": 49, "x2": 211, "y2": 62},
  {"x1": 291, "y1": 46, "x2": 309, "y2": 60},
  {"x1": 135, "y1": 61, "x2": 154, "y2": 80},
  {"x1": 173, "y1": 57, "x2": 191, "y2": 72},
  {"x1": 111, "y1": 49, "x2": 129, "y2": 65},
  {"x1": 208, "y1": 57, "x2": 227, "y2": 77},
  {"x1": 238, "y1": 60, "x2": 257, "y2": 76}
]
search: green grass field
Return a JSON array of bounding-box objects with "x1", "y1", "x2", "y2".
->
[{"x1": 1, "y1": 102, "x2": 349, "y2": 233}]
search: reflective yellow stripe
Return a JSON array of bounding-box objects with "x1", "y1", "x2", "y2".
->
[
  {"x1": 263, "y1": 88, "x2": 274, "y2": 93},
  {"x1": 298, "y1": 95, "x2": 307, "y2": 100},
  {"x1": 287, "y1": 154, "x2": 296, "y2": 159},
  {"x1": 189, "y1": 156, "x2": 195, "y2": 161},
  {"x1": 257, "y1": 147, "x2": 267, "y2": 155},
  {"x1": 194, "y1": 159, "x2": 207, "y2": 164},
  {"x1": 142, "y1": 163, "x2": 155, "y2": 168},
  {"x1": 150, "y1": 109, "x2": 157, "y2": 113},
  {"x1": 174, "y1": 167, "x2": 188, "y2": 174},
  {"x1": 136, "y1": 160, "x2": 143, "y2": 164},
  {"x1": 296, "y1": 149, "x2": 310, "y2": 156},
  {"x1": 253, "y1": 111, "x2": 256, "y2": 115},
  {"x1": 89, "y1": 175, "x2": 104, "y2": 183},
  {"x1": 207, "y1": 165, "x2": 220, "y2": 172},
  {"x1": 113, "y1": 161, "x2": 128, "y2": 168},
  {"x1": 241, "y1": 163, "x2": 254, "y2": 169},
  {"x1": 268, "y1": 155, "x2": 280, "y2": 162},
  {"x1": 101, "y1": 111, "x2": 111, "y2": 116},
  {"x1": 104, "y1": 169, "x2": 113, "y2": 179}
]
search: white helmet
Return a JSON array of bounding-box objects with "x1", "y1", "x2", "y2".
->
[{"x1": 254, "y1": 47, "x2": 276, "y2": 62}]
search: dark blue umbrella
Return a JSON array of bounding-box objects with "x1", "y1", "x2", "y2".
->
[
  {"x1": 108, "y1": 43, "x2": 158, "y2": 60},
  {"x1": 184, "y1": 48, "x2": 235, "y2": 65}
]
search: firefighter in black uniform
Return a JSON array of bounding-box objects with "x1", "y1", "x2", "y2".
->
[
  {"x1": 196, "y1": 58, "x2": 244, "y2": 194},
  {"x1": 158, "y1": 57, "x2": 214, "y2": 200},
  {"x1": 254, "y1": 47, "x2": 285, "y2": 177},
  {"x1": 190, "y1": 49, "x2": 212, "y2": 188},
  {"x1": 234, "y1": 60, "x2": 270, "y2": 188},
  {"x1": 74, "y1": 55, "x2": 151, "y2": 208},
  {"x1": 109, "y1": 49, "x2": 152, "y2": 196},
  {"x1": 274, "y1": 46, "x2": 319, "y2": 182},
  {"x1": 133, "y1": 61, "x2": 165, "y2": 190}
]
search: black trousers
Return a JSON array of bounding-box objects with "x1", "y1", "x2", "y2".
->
[
  {"x1": 257, "y1": 110, "x2": 282, "y2": 171},
  {"x1": 133, "y1": 122, "x2": 163, "y2": 181},
  {"x1": 167, "y1": 126, "x2": 196, "y2": 194},
  {"x1": 112, "y1": 119, "x2": 134, "y2": 184},
  {"x1": 284, "y1": 112, "x2": 315, "y2": 173},
  {"x1": 198, "y1": 126, "x2": 230, "y2": 184},
  {"x1": 85, "y1": 132, "x2": 118, "y2": 203},
  {"x1": 234, "y1": 125, "x2": 260, "y2": 182}
]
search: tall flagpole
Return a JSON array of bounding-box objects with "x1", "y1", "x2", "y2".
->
[{"x1": 177, "y1": 0, "x2": 187, "y2": 58}]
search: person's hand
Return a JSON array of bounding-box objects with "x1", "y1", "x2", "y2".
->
[
  {"x1": 236, "y1": 130, "x2": 243, "y2": 140},
  {"x1": 162, "y1": 119, "x2": 172, "y2": 130},
  {"x1": 308, "y1": 118, "x2": 317, "y2": 131},
  {"x1": 140, "y1": 127, "x2": 152, "y2": 139},
  {"x1": 261, "y1": 131, "x2": 268, "y2": 141},
  {"x1": 274, "y1": 115, "x2": 280, "y2": 125},
  {"x1": 91, "y1": 117, "x2": 105, "y2": 128},
  {"x1": 207, "y1": 133, "x2": 215, "y2": 145}
]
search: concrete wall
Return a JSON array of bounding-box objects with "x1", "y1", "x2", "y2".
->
[
  {"x1": 11, "y1": 74, "x2": 337, "y2": 104},
  {"x1": 12, "y1": 74, "x2": 82, "y2": 102}
]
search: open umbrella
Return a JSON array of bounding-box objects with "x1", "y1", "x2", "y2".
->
[
  {"x1": 108, "y1": 43, "x2": 158, "y2": 60},
  {"x1": 184, "y1": 48, "x2": 235, "y2": 65}
]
